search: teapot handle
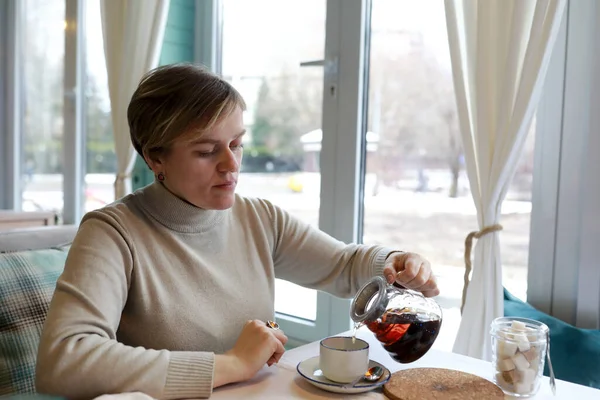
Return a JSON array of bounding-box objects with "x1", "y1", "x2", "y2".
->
[
  {"x1": 391, "y1": 281, "x2": 406, "y2": 290},
  {"x1": 389, "y1": 280, "x2": 424, "y2": 299}
]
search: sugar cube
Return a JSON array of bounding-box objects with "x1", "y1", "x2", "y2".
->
[
  {"x1": 512, "y1": 352, "x2": 530, "y2": 371},
  {"x1": 517, "y1": 340, "x2": 531, "y2": 352},
  {"x1": 529, "y1": 360, "x2": 539, "y2": 373},
  {"x1": 497, "y1": 357, "x2": 516, "y2": 372},
  {"x1": 522, "y1": 347, "x2": 539, "y2": 362},
  {"x1": 518, "y1": 368, "x2": 537, "y2": 386},
  {"x1": 511, "y1": 332, "x2": 529, "y2": 342},
  {"x1": 501, "y1": 341, "x2": 518, "y2": 357},
  {"x1": 515, "y1": 381, "x2": 533, "y2": 394},
  {"x1": 496, "y1": 372, "x2": 513, "y2": 389},
  {"x1": 511, "y1": 320, "x2": 527, "y2": 331},
  {"x1": 502, "y1": 370, "x2": 517, "y2": 384}
]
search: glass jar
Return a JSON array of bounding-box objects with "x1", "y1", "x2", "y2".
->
[
  {"x1": 350, "y1": 275, "x2": 443, "y2": 363},
  {"x1": 490, "y1": 317, "x2": 548, "y2": 397}
]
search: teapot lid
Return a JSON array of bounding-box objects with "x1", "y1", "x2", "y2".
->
[{"x1": 350, "y1": 275, "x2": 389, "y2": 323}]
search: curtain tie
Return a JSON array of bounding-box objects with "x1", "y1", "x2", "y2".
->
[{"x1": 461, "y1": 224, "x2": 503, "y2": 313}]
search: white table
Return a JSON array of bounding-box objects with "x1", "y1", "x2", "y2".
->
[{"x1": 211, "y1": 327, "x2": 600, "y2": 399}]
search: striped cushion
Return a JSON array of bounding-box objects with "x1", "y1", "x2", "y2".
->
[{"x1": 0, "y1": 247, "x2": 69, "y2": 396}]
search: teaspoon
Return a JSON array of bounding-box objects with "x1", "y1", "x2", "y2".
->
[{"x1": 342, "y1": 365, "x2": 384, "y2": 388}]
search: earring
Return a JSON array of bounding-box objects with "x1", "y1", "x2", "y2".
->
[{"x1": 157, "y1": 172, "x2": 165, "y2": 182}]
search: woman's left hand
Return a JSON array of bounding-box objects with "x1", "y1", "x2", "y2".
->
[{"x1": 383, "y1": 252, "x2": 439, "y2": 297}]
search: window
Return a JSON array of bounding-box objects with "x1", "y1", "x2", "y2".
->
[
  {"x1": 5, "y1": 0, "x2": 583, "y2": 341},
  {"x1": 221, "y1": 0, "x2": 327, "y2": 321},
  {"x1": 361, "y1": 0, "x2": 534, "y2": 349},
  {"x1": 20, "y1": 0, "x2": 65, "y2": 216},
  {"x1": 19, "y1": 0, "x2": 116, "y2": 218},
  {"x1": 84, "y1": 0, "x2": 116, "y2": 213},
  {"x1": 218, "y1": 0, "x2": 537, "y2": 344}
]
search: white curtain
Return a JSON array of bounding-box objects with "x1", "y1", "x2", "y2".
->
[
  {"x1": 444, "y1": 0, "x2": 566, "y2": 360},
  {"x1": 101, "y1": 0, "x2": 170, "y2": 199}
]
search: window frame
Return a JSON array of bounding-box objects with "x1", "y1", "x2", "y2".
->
[
  {"x1": 63, "y1": 0, "x2": 87, "y2": 224},
  {"x1": 1, "y1": 0, "x2": 86, "y2": 222},
  {"x1": 0, "y1": 0, "x2": 22, "y2": 211}
]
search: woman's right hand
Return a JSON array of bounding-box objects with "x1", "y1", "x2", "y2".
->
[{"x1": 218, "y1": 320, "x2": 288, "y2": 385}]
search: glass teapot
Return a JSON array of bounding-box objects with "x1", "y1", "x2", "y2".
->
[{"x1": 350, "y1": 275, "x2": 443, "y2": 363}]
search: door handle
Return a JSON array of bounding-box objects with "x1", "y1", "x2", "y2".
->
[
  {"x1": 299, "y1": 59, "x2": 325, "y2": 67},
  {"x1": 300, "y1": 57, "x2": 338, "y2": 77},
  {"x1": 300, "y1": 57, "x2": 338, "y2": 98}
]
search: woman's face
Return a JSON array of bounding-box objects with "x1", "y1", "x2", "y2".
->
[{"x1": 147, "y1": 107, "x2": 245, "y2": 210}]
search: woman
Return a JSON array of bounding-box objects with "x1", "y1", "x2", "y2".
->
[{"x1": 36, "y1": 64, "x2": 439, "y2": 400}]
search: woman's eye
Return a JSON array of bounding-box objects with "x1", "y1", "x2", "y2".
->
[
  {"x1": 196, "y1": 150, "x2": 215, "y2": 157},
  {"x1": 195, "y1": 143, "x2": 242, "y2": 157}
]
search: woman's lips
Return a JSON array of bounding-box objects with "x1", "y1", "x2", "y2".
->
[{"x1": 214, "y1": 181, "x2": 236, "y2": 190}]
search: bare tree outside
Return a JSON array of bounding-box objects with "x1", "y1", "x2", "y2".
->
[
  {"x1": 22, "y1": 0, "x2": 65, "y2": 177},
  {"x1": 248, "y1": 30, "x2": 466, "y2": 199},
  {"x1": 21, "y1": 0, "x2": 116, "y2": 214},
  {"x1": 251, "y1": 71, "x2": 322, "y2": 164},
  {"x1": 367, "y1": 30, "x2": 463, "y2": 197}
]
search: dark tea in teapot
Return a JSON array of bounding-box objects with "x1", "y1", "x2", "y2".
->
[
  {"x1": 351, "y1": 276, "x2": 442, "y2": 363},
  {"x1": 365, "y1": 307, "x2": 441, "y2": 363}
]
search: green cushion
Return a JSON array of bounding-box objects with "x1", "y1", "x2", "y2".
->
[
  {"x1": 504, "y1": 288, "x2": 600, "y2": 389},
  {"x1": 0, "y1": 247, "x2": 69, "y2": 396}
]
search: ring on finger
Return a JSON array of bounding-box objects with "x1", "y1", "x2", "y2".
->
[{"x1": 266, "y1": 320, "x2": 280, "y2": 330}]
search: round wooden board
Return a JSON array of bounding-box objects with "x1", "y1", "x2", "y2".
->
[{"x1": 383, "y1": 368, "x2": 504, "y2": 400}]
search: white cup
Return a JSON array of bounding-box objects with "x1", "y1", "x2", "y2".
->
[{"x1": 319, "y1": 336, "x2": 370, "y2": 383}]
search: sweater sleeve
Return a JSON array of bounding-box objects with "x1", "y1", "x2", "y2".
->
[
  {"x1": 36, "y1": 214, "x2": 215, "y2": 400},
  {"x1": 261, "y1": 200, "x2": 398, "y2": 298}
]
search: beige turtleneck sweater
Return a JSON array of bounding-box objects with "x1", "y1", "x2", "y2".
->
[{"x1": 35, "y1": 182, "x2": 394, "y2": 399}]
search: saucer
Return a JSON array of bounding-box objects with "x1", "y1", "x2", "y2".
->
[{"x1": 296, "y1": 356, "x2": 391, "y2": 394}]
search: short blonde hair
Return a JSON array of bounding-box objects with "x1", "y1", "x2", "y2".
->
[{"x1": 127, "y1": 63, "x2": 246, "y2": 164}]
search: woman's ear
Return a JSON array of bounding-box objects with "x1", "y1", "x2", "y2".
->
[{"x1": 143, "y1": 151, "x2": 164, "y2": 176}]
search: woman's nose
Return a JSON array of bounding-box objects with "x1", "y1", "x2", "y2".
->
[{"x1": 217, "y1": 148, "x2": 240, "y2": 172}]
